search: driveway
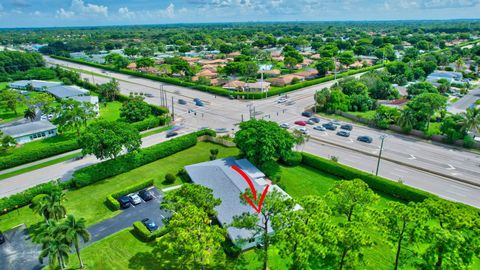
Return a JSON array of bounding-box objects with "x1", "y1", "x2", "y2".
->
[
  {"x1": 448, "y1": 87, "x2": 480, "y2": 114},
  {"x1": 0, "y1": 187, "x2": 170, "y2": 269},
  {"x1": 0, "y1": 224, "x2": 44, "y2": 270}
]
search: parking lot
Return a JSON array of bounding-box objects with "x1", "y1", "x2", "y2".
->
[{"x1": 0, "y1": 187, "x2": 171, "y2": 270}]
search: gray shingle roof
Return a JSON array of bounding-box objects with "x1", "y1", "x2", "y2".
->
[
  {"x1": 9, "y1": 80, "x2": 62, "y2": 90},
  {"x1": 1, "y1": 121, "x2": 56, "y2": 138},
  {"x1": 46, "y1": 85, "x2": 89, "y2": 99}
]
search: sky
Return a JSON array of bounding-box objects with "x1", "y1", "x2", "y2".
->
[{"x1": 0, "y1": 0, "x2": 479, "y2": 28}]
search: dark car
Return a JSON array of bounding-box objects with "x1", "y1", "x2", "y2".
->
[
  {"x1": 337, "y1": 130, "x2": 350, "y2": 137},
  {"x1": 322, "y1": 123, "x2": 337, "y2": 130},
  {"x1": 166, "y1": 131, "x2": 178, "y2": 138},
  {"x1": 139, "y1": 189, "x2": 154, "y2": 201},
  {"x1": 195, "y1": 100, "x2": 204, "y2": 106},
  {"x1": 142, "y1": 218, "x2": 159, "y2": 232},
  {"x1": 178, "y1": 99, "x2": 187, "y2": 105},
  {"x1": 193, "y1": 98, "x2": 201, "y2": 102},
  {"x1": 341, "y1": 124, "x2": 353, "y2": 131},
  {"x1": 145, "y1": 93, "x2": 154, "y2": 98},
  {"x1": 118, "y1": 196, "x2": 131, "y2": 209},
  {"x1": 0, "y1": 231, "x2": 5, "y2": 244},
  {"x1": 357, "y1": 135, "x2": 373, "y2": 143},
  {"x1": 309, "y1": 117, "x2": 320, "y2": 123},
  {"x1": 301, "y1": 111, "x2": 313, "y2": 117}
]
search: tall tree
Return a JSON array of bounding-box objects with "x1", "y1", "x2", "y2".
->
[
  {"x1": 24, "y1": 107, "x2": 36, "y2": 121},
  {"x1": 33, "y1": 190, "x2": 67, "y2": 222},
  {"x1": 36, "y1": 221, "x2": 70, "y2": 270},
  {"x1": 316, "y1": 58, "x2": 335, "y2": 76},
  {"x1": 335, "y1": 221, "x2": 374, "y2": 270},
  {"x1": 161, "y1": 184, "x2": 221, "y2": 217},
  {"x1": 460, "y1": 107, "x2": 480, "y2": 134},
  {"x1": 0, "y1": 89, "x2": 25, "y2": 115},
  {"x1": 407, "y1": 93, "x2": 447, "y2": 131},
  {"x1": 60, "y1": 215, "x2": 90, "y2": 269},
  {"x1": 98, "y1": 79, "x2": 120, "y2": 101},
  {"x1": 27, "y1": 92, "x2": 55, "y2": 113},
  {"x1": 53, "y1": 99, "x2": 96, "y2": 136},
  {"x1": 234, "y1": 120, "x2": 296, "y2": 166},
  {"x1": 120, "y1": 95, "x2": 152, "y2": 123},
  {"x1": 78, "y1": 120, "x2": 141, "y2": 160},
  {"x1": 397, "y1": 108, "x2": 417, "y2": 132}
]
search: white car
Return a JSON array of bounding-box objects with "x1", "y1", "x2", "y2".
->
[
  {"x1": 280, "y1": 123, "x2": 290, "y2": 128},
  {"x1": 277, "y1": 98, "x2": 287, "y2": 103},
  {"x1": 314, "y1": 125, "x2": 326, "y2": 131},
  {"x1": 128, "y1": 194, "x2": 142, "y2": 205},
  {"x1": 296, "y1": 127, "x2": 308, "y2": 134}
]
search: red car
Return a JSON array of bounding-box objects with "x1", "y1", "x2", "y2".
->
[{"x1": 294, "y1": 121, "x2": 307, "y2": 126}]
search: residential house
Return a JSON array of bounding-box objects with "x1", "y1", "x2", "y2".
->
[
  {"x1": 185, "y1": 157, "x2": 297, "y2": 250},
  {"x1": 227, "y1": 52, "x2": 241, "y2": 58},
  {"x1": 9, "y1": 80, "x2": 62, "y2": 91},
  {"x1": 426, "y1": 70, "x2": 464, "y2": 84},
  {"x1": 269, "y1": 74, "x2": 305, "y2": 86},
  {"x1": 1, "y1": 120, "x2": 57, "y2": 144},
  {"x1": 293, "y1": 69, "x2": 318, "y2": 79},
  {"x1": 258, "y1": 69, "x2": 281, "y2": 77},
  {"x1": 127, "y1": 62, "x2": 137, "y2": 70},
  {"x1": 46, "y1": 85, "x2": 89, "y2": 99},
  {"x1": 310, "y1": 54, "x2": 321, "y2": 60},
  {"x1": 245, "y1": 82, "x2": 271, "y2": 92},
  {"x1": 223, "y1": 80, "x2": 246, "y2": 91},
  {"x1": 192, "y1": 69, "x2": 218, "y2": 82},
  {"x1": 70, "y1": 95, "x2": 100, "y2": 115}
]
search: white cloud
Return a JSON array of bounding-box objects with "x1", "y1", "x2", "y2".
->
[
  {"x1": 56, "y1": 8, "x2": 74, "y2": 18},
  {"x1": 118, "y1": 7, "x2": 135, "y2": 19},
  {"x1": 158, "y1": 3, "x2": 176, "y2": 18},
  {"x1": 70, "y1": 0, "x2": 108, "y2": 16}
]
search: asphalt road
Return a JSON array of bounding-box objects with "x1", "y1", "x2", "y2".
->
[
  {"x1": 27, "y1": 56, "x2": 480, "y2": 208},
  {"x1": 0, "y1": 224, "x2": 44, "y2": 270},
  {"x1": 448, "y1": 87, "x2": 480, "y2": 114}
]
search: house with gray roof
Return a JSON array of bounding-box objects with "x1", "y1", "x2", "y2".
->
[
  {"x1": 8, "y1": 80, "x2": 62, "y2": 91},
  {"x1": 46, "y1": 85, "x2": 89, "y2": 99},
  {"x1": 185, "y1": 157, "x2": 294, "y2": 250},
  {"x1": 1, "y1": 121, "x2": 57, "y2": 144},
  {"x1": 427, "y1": 70, "x2": 464, "y2": 84},
  {"x1": 70, "y1": 95, "x2": 100, "y2": 115}
]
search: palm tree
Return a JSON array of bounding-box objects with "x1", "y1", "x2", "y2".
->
[
  {"x1": 455, "y1": 58, "x2": 465, "y2": 72},
  {"x1": 60, "y1": 215, "x2": 91, "y2": 269},
  {"x1": 24, "y1": 108, "x2": 36, "y2": 122},
  {"x1": 460, "y1": 107, "x2": 480, "y2": 135},
  {"x1": 397, "y1": 108, "x2": 416, "y2": 132},
  {"x1": 38, "y1": 235, "x2": 70, "y2": 270},
  {"x1": 33, "y1": 190, "x2": 67, "y2": 223}
]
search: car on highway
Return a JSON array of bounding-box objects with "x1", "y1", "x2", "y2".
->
[
  {"x1": 286, "y1": 100, "x2": 296, "y2": 105},
  {"x1": 336, "y1": 130, "x2": 350, "y2": 137},
  {"x1": 118, "y1": 196, "x2": 131, "y2": 209},
  {"x1": 309, "y1": 117, "x2": 320, "y2": 123},
  {"x1": 294, "y1": 121, "x2": 307, "y2": 126},
  {"x1": 178, "y1": 99, "x2": 187, "y2": 105},
  {"x1": 357, "y1": 135, "x2": 373, "y2": 143},
  {"x1": 301, "y1": 111, "x2": 313, "y2": 117},
  {"x1": 341, "y1": 124, "x2": 353, "y2": 131},
  {"x1": 145, "y1": 93, "x2": 154, "y2": 98},
  {"x1": 296, "y1": 127, "x2": 308, "y2": 134},
  {"x1": 193, "y1": 98, "x2": 201, "y2": 102},
  {"x1": 215, "y1": 128, "x2": 228, "y2": 133},
  {"x1": 166, "y1": 131, "x2": 178, "y2": 138},
  {"x1": 313, "y1": 125, "x2": 326, "y2": 131},
  {"x1": 195, "y1": 100, "x2": 204, "y2": 106},
  {"x1": 277, "y1": 98, "x2": 287, "y2": 103},
  {"x1": 280, "y1": 123, "x2": 290, "y2": 129},
  {"x1": 322, "y1": 122, "x2": 337, "y2": 130},
  {"x1": 142, "y1": 218, "x2": 159, "y2": 232},
  {"x1": 139, "y1": 189, "x2": 154, "y2": 201},
  {"x1": 307, "y1": 120, "x2": 315, "y2": 125},
  {"x1": 129, "y1": 194, "x2": 142, "y2": 205},
  {"x1": 0, "y1": 231, "x2": 5, "y2": 244}
]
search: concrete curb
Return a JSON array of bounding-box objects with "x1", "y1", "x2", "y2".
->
[{"x1": 309, "y1": 136, "x2": 480, "y2": 188}]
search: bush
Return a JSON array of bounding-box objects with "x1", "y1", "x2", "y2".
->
[
  {"x1": 280, "y1": 151, "x2": 302, "y2": 166},
  {"x1": 0, "y1": 181, "x2": 60, "y2": 215},
  {"x1": 301, "y1": 153, "x2": 433, "y2": 202},
  {"x1": 164, "y1": 173, "x2": 176, "y2": 184},
  {"x1": 72, "y1": 130, "x2": 212, "y2": 188},
  {"x1": 131, "y1": 116, "x2": 170, "y2": 132},
  {"x1": 259, "y1": 160, "x2": 281, "y2": 178},
  {"x1": 133, "y1": 221, "x2": 169, "y2": 242},
  {"x1": 106, "y1": 179, "x2": 154, "y2": 211},
  {"x1": 463, "y1": 135, "x2": 476, "y2": 148},
  {"x1": 30, "y1": 194, "x2": 48, "y2": 208},
  {"x1": 177, "y1": 168, "x2": 191, "y2": 183}
]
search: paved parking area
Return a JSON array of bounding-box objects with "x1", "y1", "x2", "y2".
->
[
  {"x1": 0, "y1": 224, "x2": 44, "y2": 270},
  {"x1": 0, "y1": 187, "x2": 171, "y2": 269}
]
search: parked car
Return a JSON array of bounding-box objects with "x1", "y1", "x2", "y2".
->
[
  {"x1": 0, "y1": 231, "x2": 5, "y2": 244},
  {"x1": 332, "y1": 120, "x2": 341, "y2": 125},
  {"x1": 336, "y1": 130, "x2": 350, "y2": 137},
  {"x1": 322, "y1": 123, "x2": 337, "y2": 130},
  {"x1": 139, "y1": 189, "x2": 154, "y2": 201},
  {"x1": 296, "y1": 127, "x2": 308, "y2": 134},
  {"x1": 309, "y1": 117, "x2": 320, "y2": 123},
  {"x1": 341, "y1": 124, "x2": 353, "y2": 131},
  {"x1": 294, "y1": 121, "x2": 307, "y2": 126},
  {"x1": 313, "y1": 125, "x2": 326, "y2": 131},
  {"x1": 118, "y1": 196, "x2": 131, "y2": 209},
  {"x1": 166, "y1": 131, "x2": 178, "y2": 138},
  {"x1": 129, "y1": 194, "x2": 142, "y2": 205},
  {"x1": 280, "y1": 123, "x2": 290, "y2": 129},
  {"x1": 357, "y1": 135, "x2": 373, "y2": 143},
  {"x1": 193, "y1": 98, "x2": 201, "y2": 102},
  {"x1": 142, "y1": 218, "x2": 159, "y2": 232},
  {"x1": 307, "y1": 120, "x2": 315, "y2": 125},
  {"x1": 178, "y1": 99, "x2": 187, "y2": 105},
  {"x1": 301, "y1": 111, "x2": 313, "y2": 117}
]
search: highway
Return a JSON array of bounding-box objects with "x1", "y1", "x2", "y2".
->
[{"x1": 4, "y1": 56, "x2": 475, "y2": 208}]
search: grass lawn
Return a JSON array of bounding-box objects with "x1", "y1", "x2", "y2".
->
[
  {"x1": 0, "y1": 101, "x2": 27, "y2": 124},
  {"x1": 350, "y1": 110, "x2": 376, "y2": 120},
  {"x1": 98, "y1": 101, "x2": 122, "y2": 122}
]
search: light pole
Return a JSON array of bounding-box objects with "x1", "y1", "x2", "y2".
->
[{"x1": 375, "y1": 134, "x2": 387, "y2": 176}]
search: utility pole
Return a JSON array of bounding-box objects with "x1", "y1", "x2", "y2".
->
[
  {"x1": 375, "y1": 134, "x2": 387, "y2": 176},
  {"x1": 159, "y1": 84, "x2": 164, "y2": 107},
  {"x1": 171, "y1": 96, "x2": 175, "y2": 121}
]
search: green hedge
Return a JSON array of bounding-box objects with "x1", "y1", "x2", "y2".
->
[
  {"x1": 51, "y1": 55, "x2": 382, "y2": 99},
  {"x1": 106, "y1": 179, "x2": 154, "y2": 211},
  {"x1": 133, "y1": 221, "x2": 169, "y2": 242},
  {"x1": 131, "y1": 116, "x2": 170, "y2": 132},
  {"x1": 0, "y1": 139, "x2": 79, "y2": 170},
  {"x1": 0, "y1": 181, "x2": 60, "y2": 214},
  {"x1": 280, "y1": 151, "x2": 303, "y2": 167},
  {"x1": 301, "y1": 153, "x2": 434, "y2": 203},
  {"x1": 71, "y1": 129, "x2": 215, "y2": 188}
]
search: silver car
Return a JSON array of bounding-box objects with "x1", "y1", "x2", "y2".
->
[
  {"x1": 313, "y1": 125, "x2": 326, "y2": 131},
  {"x1": 128, "y1": 194, "x2": 142, "y2": 205}
]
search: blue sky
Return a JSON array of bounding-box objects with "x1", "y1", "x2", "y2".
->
[{"x1": 0, "y1": 0, "x2": 479, "y2": 28}]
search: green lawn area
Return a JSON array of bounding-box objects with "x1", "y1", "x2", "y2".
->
[
  {"x1": 98, "y1": 101, "x2": 122, "y2": 121},
  {"x1": 349, "y1": 110, "x2": 376, "y2": 120},
  {"x1": 0, "y1": 82, "x2": 8, "y2": 90},
  {"x1": 0, "y1": 101, "x2": 27, "y2": 124}
]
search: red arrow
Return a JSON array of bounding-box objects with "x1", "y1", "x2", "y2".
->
[{"x1": 231, "y1": 165, "x2": 270, "y2": 213}]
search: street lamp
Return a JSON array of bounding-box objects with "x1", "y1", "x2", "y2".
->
[{"x1": 375, "y1": 134, "x2": 387, "y2": 176}]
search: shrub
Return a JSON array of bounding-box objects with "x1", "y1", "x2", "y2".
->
[
  {"x1": 177, "y1": 168, "x2": 191, "y2": 183},
  {"x1": 105, "y1": 179, "x2": 154, "y2": 211},
  {"x1": 463, "y1": 135, "x2": 476, "y2": 148},
  {"x1": 30, "y1": 194, "x2": 48, "y2": 208},
  {"x1": 301, "y1": 153, "x2": 433, "y2": 202},
  {"x1": 0, "y1": 181, "x2": 60, "y2": 215},
  {"x1": 164, "y1": 173, "x2": 176, "y2": 184},
  {"x1": 260, "y1": 160, "x2": 281, "y2": 179},
  {"x1": 131, "y1": 116, "x2": 169, "y2": 132},
  {"x1": 133, "y1": 221, "x2": 169, "y2": 242},
  {"x1": 280, "y1": 151, "x2": 302, "y2": 166}
]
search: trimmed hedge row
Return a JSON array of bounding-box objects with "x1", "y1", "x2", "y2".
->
[
  {"x1": 131, "y1": 116, "x2": 170, "y2": 132},
  {"x1": 0, "y1": 181, "x2": 60, "y2": 213},
  {"x1": 0, "y1": 139, "x2": 79, "y2": 170},
  {"x1": 133, "y1": 221, "x2": 169, "y2": 242},
  {"x1": 280, "y1": 151, "x2": 303, "y2": 167},
  {"x1": 71, "y1": 129, "x2": 215, "y2": 188},
  {"x1": 106, "y1": 179, "x2": 154, "y2": 210},
  {"x1": 301, "y1": 153, "x2": 434, "y2": 203},
  {"x1": 51, "y1": 55, "x2": 382, "y2": 99}
]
